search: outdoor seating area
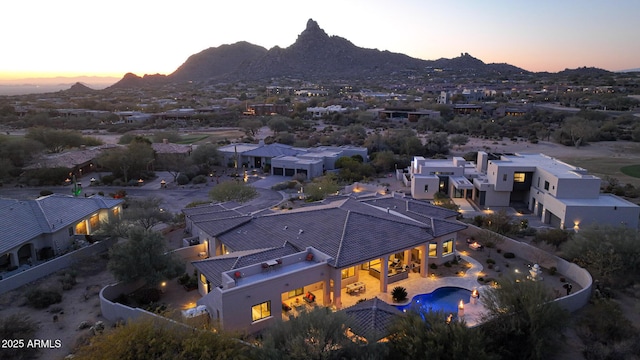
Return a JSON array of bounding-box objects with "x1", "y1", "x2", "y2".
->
[
  {"x1": 346, "y1": 281, "x2": 366, "y2": 295},
  {"x1": 303, "y1": 291, "x2": 316, "y2": 303}
]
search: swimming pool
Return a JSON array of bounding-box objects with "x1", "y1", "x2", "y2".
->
[{"x1": 396, "y1": 286, "x2": 471, "y2": 315}]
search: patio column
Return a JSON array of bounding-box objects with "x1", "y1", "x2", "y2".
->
[
  {"x1": 323, "y1": 278, "x2": 331, "y2": 307},
  {"x1": 419, "y1": 244, "x2": 427, "y2": 278},
  {"x1": 332, "y1": 270, "x2": 342, "y2": 309},
  {"x1": 380, "y1": 255, "x2": 389, "y2": 293},
  {"x1": 9, "y1": 250, "x2": 18, "y2": 267},
  {"x1": 403, "y1": 250, "x2": 410, "y2": 266},
  {"x1": 30, "y1": 245, "x2": 37, "y2": 263}
]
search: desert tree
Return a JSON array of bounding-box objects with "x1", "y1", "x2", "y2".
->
[
  {"x1": 257, "y1": 306, "x2": 361, "y2": 360},
  {"x1": 561, "y1": 224, "x2": 640, "y2": 285},
  {"x1": 387, "y1": 310, "x2": 492, "y2": 360},
  {"x1": 97, "y1": 197, "x2": 173, "y2": 238},
  {"x1": 209, "y1": 181, "x2": 258, "y2": 203},
  {"x1": 107, "y1": 227, "x2": 185, "y2": 286},
  {"x1": 73, "y1": 317, "x2": 251, "y2": 360},
  {"x1": 480, "y1": 277, "x2": 569, "y2": 360}
]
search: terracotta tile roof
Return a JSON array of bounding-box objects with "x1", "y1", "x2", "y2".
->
[
  {"x1": 0, "y1": 194, "x2": 122, "y2": 254},
  {"x1": 204, "y1": 196, "x2": 466, "y2": 269},
  {"x1": 151, "y1": 142, "x2": 192, "y2": 154},
  {"x1": 342, "y1": 297, "x2": 401, "y2": 342}
]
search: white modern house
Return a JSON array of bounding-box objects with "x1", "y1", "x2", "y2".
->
[
  {"x1": 409, "y1": 151, "x2": 640, "y2": 229},
  {"x1": 0, "y1": 194, "x2": 123, "y2": 270},
  {"x1": 182, "y1": 194, "x2": 466, "y2": 333}
]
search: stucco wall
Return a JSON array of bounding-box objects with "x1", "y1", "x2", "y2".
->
[{"x1": 0, "y1": 236, "x2": 118, "y2": 295}]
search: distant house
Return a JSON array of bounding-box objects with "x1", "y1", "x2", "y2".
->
[
  {"x1": 151, "y1": 140, "x2": 192, "y2": 169},
  {"x1": 243, "y1": 104, "x2": 289, "y2": 116},
  {"x1": 217, "y1": 142, "x2": 368, "y2": 179},
  {"x1": 23, "y1": 144, "x2": 118, "y2": 178},
  {"x1": 0, "y1": 194, "x2": 123, "y2": 270},
  {"x1": 183, "y1": 194, "x2": 465, "y2": 333},
  {"x1": 409, "y1": 151, "x2": 640, "y2": 229},
  {"x1": 376, "y1": 108, "x2": 440, "y2": 122}
]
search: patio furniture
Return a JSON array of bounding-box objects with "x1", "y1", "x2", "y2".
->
[
  {"x1": 303, "y1": 291, "x2": 316, "y2": 304},
  {"x1": 346, "y1": 281, "x2": 366, "y2": 295},
  {"x1": 469, "y1": 242, "x2": 484, "y2": 251}
]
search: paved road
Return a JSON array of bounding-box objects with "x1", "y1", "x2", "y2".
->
[{"x1": 0, "y1": 176, "x2": 284, "y2": 215}]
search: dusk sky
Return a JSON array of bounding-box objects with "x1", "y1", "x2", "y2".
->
[{"x1": 2, "y1": 0, "x2": 639, "y2": 81}]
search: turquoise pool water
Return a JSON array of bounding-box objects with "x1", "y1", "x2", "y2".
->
[{"x1": 396, "y1": 286, "x2": 471, "y2": 314}]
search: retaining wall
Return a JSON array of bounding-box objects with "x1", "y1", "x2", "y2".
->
[{"x1": 0, "y1": 237, "x2": 118, "y2": 295}]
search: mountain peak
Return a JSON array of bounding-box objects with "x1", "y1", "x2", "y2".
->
[
  {"x1": 306, "y1": 18, "x2": 320, "y2": 31},
  {"x1": 298, "y1": 18, "x2": 328, "y2": 40}
]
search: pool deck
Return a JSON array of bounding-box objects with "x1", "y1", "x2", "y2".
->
[{"x1": 336, "y1": 254, "x2": 487, "y2": 326}]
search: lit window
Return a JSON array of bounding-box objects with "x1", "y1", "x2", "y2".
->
[
  {"x1": 75, "y1": 221, "x2": 87, "y2": 235},
  {"x1": 90, "y1": 214, "x2": 99, "y2": 230},
  {"x1": 429, "y1": 243, "x2": 437, "y2": 257},
  {"x1": 442, "y1": 239, "x2": 454, "y2": 255},
  {"x1": 287, "y1": 288, "x2": 303, "y2": 298},
  {"x1": 251, "y1": 301, "x2": 271, "y2": 322},
  {"x1": 341, "y1": 267, "x2": 355, "y2": 279},
  {"x1": 514, "y1": 173, "x2": 525, "y2": 183}
]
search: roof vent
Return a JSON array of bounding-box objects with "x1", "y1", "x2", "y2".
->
[
  {"x1": 299, "y1": 229, "x2": 304, "y2": 234},
  {"x1": 386, "y1": 207, "x2": 390, "y2": 213},
  {"x1": 283, "y1": 226, "x2": 288, "y2": 230}
]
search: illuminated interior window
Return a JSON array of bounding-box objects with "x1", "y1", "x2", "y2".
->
[
  {"x1": 75, "y1": 221, "x2": 87, "y2": 235},
  {"x1": 90, "y1": 214, "x2": 99, "y2": 230},
  {"x1": 112, "y1": 207, "x2": 119, "y2": 217},
  {"x1": 341, "y1": 267, "x2": 355, "y2": 279},
  {"x1": 200, "y1": 273, "x2": 207, "y2": 284},
  {"x1": 429, "y1": 242, "x2": 437, "y2": 257},
  {"x1": 251, "y1": 301, "x2": 271, "y2": 322},
  {"x1": 442, "y1": 239, "x2": 454, "y2": 255},
  {"x1": 287, "y1": 288, "x2": 304, "y2": 298},
  {"x1": 514, "y1": 173, "x2": 525, "y2": 183}
]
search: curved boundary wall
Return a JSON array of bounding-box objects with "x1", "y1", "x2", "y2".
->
[
  {"x1": 0, "y1": 237, "x2": 118, "y2": 295},
  {"x1": 460, "y1": 225, "x2": 592, "y2": 313},
  {"x1": 100, "y1": 244, "x2": 205, "y2": 324}
]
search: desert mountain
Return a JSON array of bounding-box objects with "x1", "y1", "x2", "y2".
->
[{"x1": 110, "y1": 19, "x2": 530, "y2": 88}]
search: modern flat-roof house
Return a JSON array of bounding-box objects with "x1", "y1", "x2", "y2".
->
[
  {"x1": 217, "y1": 142, "x2": 368, "y2": 179},
  {"x1": 0, "y1": 194, "x2": 123, "y2": 270},
  {"x1": 410, "y1": 151, "x2": 640, "y2": 229},
  {"x1": 182, "y1": 194, "x2": 465, "y2": 333}
]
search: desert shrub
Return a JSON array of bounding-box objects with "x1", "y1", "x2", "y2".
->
[
  {"x1": 133, "y1": 288, "x2": 161, "y2": 305},
  {"x1": 192, "y1": 175, "x2": 207, "y2": 184},
  {"x1": 549, "y1": 266, "x2": 557, "y2": 275},
  {"x1": 100, "y1": 174, "x2": 115, "y2": 185},
  {"x1": 486, "y1": 258, "x2": 496, "y2": 265},
  {"x1": 503, "y1": 252, "x2": 515, "y2": 259},
  {"x1": 176, "y1": 174, "x2": 189, "y2": 185},
  {"x1": 430, "y1": 263, "x2": 438, "y2": 269},
  {"x1": 178, "y1": 273, "x2": 191, "y2": 285},
  {"x1": 391, "y1": 286, "x2": 408, "y2": 302},
  {"x1": 444, "y1": 261, "x2": 452, "y2": 268},
  {"x1": 0, "y1": 313, "x2": 39, "y2": 360},
  {"x1": 39, "y1": 189, "x2": 53, "y2": 197},
  {"x1": 26, "y1": 287, "x2": 62, "y2": 309}
]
